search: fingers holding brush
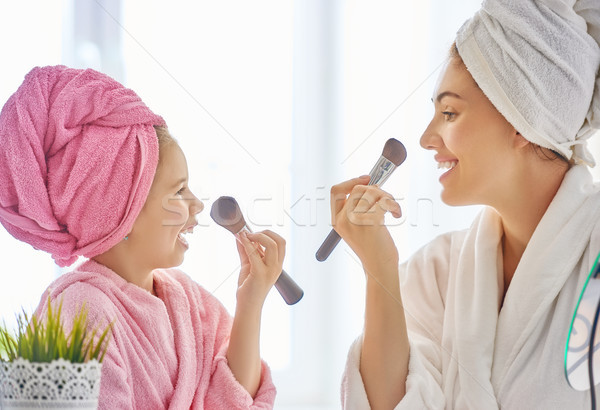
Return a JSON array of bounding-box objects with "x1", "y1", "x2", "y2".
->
[
  {"x1": 235, "y1": 230, "x2": 286, "y2": 304},
  {"x1": 260, "y1": 229, "x2": 286, "y2": 266},
  {"x1": 347, "y1": 185, "x2": 402, "y2": 224},
  {"x1": 330, "y1": 178, "x2": 401, "y2": 270},
  {"x1": 332, "y1": 179, "x2": 401, "y2": 230},
  {"x1": 330, "y1": 175, "x2": 371, "y2": 217}
]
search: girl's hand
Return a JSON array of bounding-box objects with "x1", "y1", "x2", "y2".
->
[
  {"x1": 234, "y1": 230, "x2": 285, "y2": 307},
  {"x1": 228, "y1": 230, "x2": 284, "y2": 397},
  {"x1": 330, "y1": 175, "x2": 402, "y2": 271}
]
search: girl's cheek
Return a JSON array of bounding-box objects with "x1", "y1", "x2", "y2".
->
[{"x1": 159, "y1": 206, "x2": 186, "y2": 226}]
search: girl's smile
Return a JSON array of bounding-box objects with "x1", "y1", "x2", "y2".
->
[{"x1": 177, "y1": 222, "x2": 197, "y2": 249}]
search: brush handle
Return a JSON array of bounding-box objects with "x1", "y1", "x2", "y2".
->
[
  {"x1": 315, "y1": 229, "x2": 342, "y2": 262},
  {"x1": 368, "y1": 156, "x2": 396, "y2": 187},
  {"x1": 275, "y1": 270, "x2": 304, "y2": 305}
]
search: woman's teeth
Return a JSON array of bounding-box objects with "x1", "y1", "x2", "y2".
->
[{"x1": 437, "y1": 161, "x2": 457, "y2": 170}]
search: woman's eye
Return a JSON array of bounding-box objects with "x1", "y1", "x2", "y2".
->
[
  {"x1": 442, "y1": 111, "x2": 456, "y2": 121},
  {"x1": 175, "y1": 187, "x2": 185, "y2": 196}
]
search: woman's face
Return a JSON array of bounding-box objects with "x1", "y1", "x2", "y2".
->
[
  {"x1": 127, "y1": 142, "x2": 203, "y2": 270},
  {"x1": 420, "y1": 58, "x2": 519, "y2": 207}
]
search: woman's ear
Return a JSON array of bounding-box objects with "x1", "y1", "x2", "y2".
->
[{"x1": 512, "y1": 130, "x2": 530, "y2": 149}]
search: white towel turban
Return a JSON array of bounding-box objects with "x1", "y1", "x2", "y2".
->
[{"x1": 456, "y1": 0, "x2": 600, "y2": 166}]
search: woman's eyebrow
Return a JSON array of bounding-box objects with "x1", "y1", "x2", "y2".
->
[{"x1": 432, "y1": 91, "x2": 463, "y2": 103}]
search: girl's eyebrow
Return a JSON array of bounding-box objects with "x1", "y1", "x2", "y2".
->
[
  {"x1": 170, "y1": 177, "x2": 187, "y2": 189},
  {"x1": 432, "y1": 91, "x2": 463, "y2": 103}
]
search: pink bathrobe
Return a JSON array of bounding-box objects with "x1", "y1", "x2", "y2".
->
[{"x1": 35, "y1": 260, "x2": 276, "y2": 409}]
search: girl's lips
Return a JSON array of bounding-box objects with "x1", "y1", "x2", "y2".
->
[
  {"x1": 177, "y1": 232, "x2": 189, "y2": 249},
  {"x1": 177, "y1": 222, "x2": 197, "y2": 249},
  {"x1": 180, "y1": 222, "x2": 197, "y2": 234}
]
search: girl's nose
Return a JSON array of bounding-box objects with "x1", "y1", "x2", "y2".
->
[
  {"x1": 191, "y1": 196, "x2": 204, "y2": 216},
  {"x1": 186, "y1": 189, "x2": 204, "y2": 215}
]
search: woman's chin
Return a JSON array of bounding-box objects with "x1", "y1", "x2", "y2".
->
[{"x1": 440, "y1": 189, "x2": 472, "y2": 207}]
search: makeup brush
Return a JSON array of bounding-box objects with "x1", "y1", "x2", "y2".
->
[
  {"x1": 210, "y1": 196, "x2": 304, "y2": 305},
  {"x1": 315, "y1": 138, "x2": 407, "y2": 262}
]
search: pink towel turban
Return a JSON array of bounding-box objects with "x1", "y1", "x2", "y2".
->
[
  {"x1": 456, "y1": 0, "x2": 600, "y2": 166},
  {"x1": 0, "y1": 66, "x2": 165, "y2": 267}
]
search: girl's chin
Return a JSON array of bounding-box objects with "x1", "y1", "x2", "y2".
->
[
  {"x1": 153, "y1": 258, "x2": 184, "y2": 270},
  {"x1": 155, "y1": 246, "x2": 186, "y2": 269}
]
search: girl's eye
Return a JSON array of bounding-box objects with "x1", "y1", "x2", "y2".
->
[
  {"x1": 442, "y1": 111, "x2": 456, "y2": 121},
  {"x1": 175, "y1": 187, "x2": 185, "y2": 196}
]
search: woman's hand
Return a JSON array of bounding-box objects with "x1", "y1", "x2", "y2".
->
[
  {"x1": 331, "y1": 175, "x2": 402, "y2": 271},
  {"x1": 331, "y1": 176, "x2": 409, "y2": 409},
  {"x1": 234, "y1": 229, "x2": 285, "y2": 307}
]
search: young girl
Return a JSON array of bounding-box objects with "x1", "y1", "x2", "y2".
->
[
  {"x1": 0, "y1": 65, "x2": 282, "y2": 408},
  {"x1": 336, "y1": 1, "x2": 600, "y2": 409}
]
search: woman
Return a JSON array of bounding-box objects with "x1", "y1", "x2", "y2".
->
[
  {"x1": 0, "y1": 65, "x2": 282, "y2": 409},
  {"x1": 337, "y1": 1, "x2": 600, "y2": 408}
]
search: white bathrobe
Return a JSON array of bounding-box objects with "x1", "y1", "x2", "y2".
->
[{"x1": 342, "y1": 165, "x2": 600, "y2": 409}]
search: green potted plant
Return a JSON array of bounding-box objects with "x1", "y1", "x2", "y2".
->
[{"x1": 0, "y1": 297, "x2": 111, "y2": 409}]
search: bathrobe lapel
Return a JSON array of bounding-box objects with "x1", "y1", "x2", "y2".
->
[
  {"x1": 450, "y1": 208, "x2": 504, "y2": 409},
  {"x1": 492, "y1": 166, "x2": 600, "y2": 389},
  {"x1": 153, "y1": 271, "x2": 200, "y2": 408}
]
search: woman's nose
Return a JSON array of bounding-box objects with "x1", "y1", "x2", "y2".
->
[{"x1": 420, "y1": 120, "x2": 442, "y2": 151}]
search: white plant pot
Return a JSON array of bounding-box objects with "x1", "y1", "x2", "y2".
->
[{"x1": 0, "y1": 358, "x2": 101, "y2": 409}]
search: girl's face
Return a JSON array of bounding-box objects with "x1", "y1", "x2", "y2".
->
[
  {"x1": 420, "y1": 58, "x2": 520, "y2": 207},
  {"x1": 127, "y1": 142, "x2": 203, "y2": 270}
]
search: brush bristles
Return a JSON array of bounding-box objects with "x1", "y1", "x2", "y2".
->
[
  {"x1": 210, "y1": 196, "x2": 247, "y2": 235},
  {"x1": 382, "y1": 138, "x2": 407, "y2": 166}
]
